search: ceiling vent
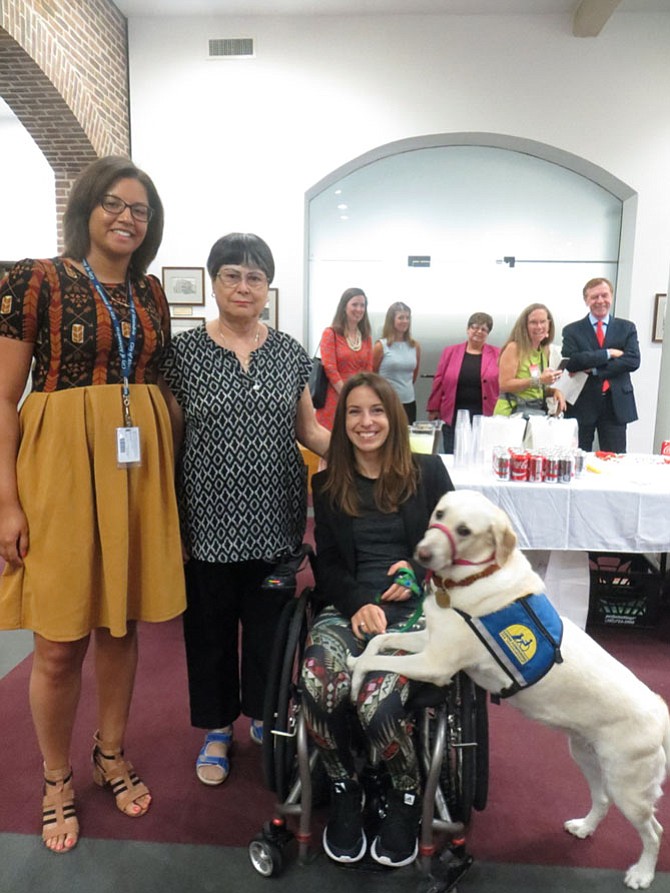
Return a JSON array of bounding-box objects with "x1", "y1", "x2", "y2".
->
[{"x1": 208, "y1": 38, "x2": 254, "y2": 59}]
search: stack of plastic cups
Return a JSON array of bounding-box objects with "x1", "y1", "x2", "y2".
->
[
  {"x1": 453, "y1": 409, "x2": 472, "y2": 467},
  {"x1": 471, "y1": 414, "x2": 484, "y2": 467}
]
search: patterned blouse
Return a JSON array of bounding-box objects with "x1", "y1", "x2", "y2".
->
[
  {"x1": 160, "y1": 325, "x2": 312, "y2": 563},
  {"x1": 0, "y1": 258, "x2": 170, "y2": 389},
  {"x1": 315, "y1": 326, "x2": 373, "y2": 430}
]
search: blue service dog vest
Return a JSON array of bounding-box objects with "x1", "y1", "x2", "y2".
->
[{"x1": 454, "y1": 593, "x2": 563, "y2": 698}]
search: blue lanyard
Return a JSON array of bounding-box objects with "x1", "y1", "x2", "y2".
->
[{"x1": 82, "y1": 258, "x2": 137, "y2": 425}]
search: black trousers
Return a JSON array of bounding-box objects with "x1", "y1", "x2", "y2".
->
[
  {"x1": 571, "y1": 391, "x2": 628, "y2": 453},
  {"x1": 183, "y1": 557, "x2": 286, "y2": 729},
  {"x1": 402, "y1": 401, "x2": 417, "y2": 425}
]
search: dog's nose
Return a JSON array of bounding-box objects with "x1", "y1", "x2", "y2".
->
[{"x1": 415, "y1": 544, "x2": 433, "y2": 564}]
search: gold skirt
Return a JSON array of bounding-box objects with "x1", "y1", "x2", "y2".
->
[{"x1": 0, "y1": 384, "x2": 186, "y2": 641}]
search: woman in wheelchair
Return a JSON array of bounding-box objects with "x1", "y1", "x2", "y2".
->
[{"x1": 301, "y1": 372, "x2": 453, "y2": 868}]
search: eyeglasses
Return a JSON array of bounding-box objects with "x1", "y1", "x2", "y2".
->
[
  {"x1": 100, "y1": 194, "x2": 153, "y2": 223},
  {"x1": 217, "y1": 269, "x2": 268, "y2": 290},
  {"x1": 469, "y1": 324, "x2": 489, "y2": 333}
]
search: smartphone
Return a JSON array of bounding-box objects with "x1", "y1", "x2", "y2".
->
[{"x1": 557, "y1": 358, "x2": 570, "y2": 371}]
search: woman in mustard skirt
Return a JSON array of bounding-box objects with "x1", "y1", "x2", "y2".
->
[{"x1": 0, "y1": 157, "x2": 186, "y2": 853}]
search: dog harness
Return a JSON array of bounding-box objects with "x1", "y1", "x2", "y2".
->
[{"x1": 454, "y1": 593, "x2": 563, "y2": 698}]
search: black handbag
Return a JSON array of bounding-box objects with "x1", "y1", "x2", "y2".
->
[{"x1": 308, "y1": 356, "x2": 328, "y2": 409}]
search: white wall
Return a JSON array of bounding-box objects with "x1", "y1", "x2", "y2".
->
[
  {"x1": 0, "y1": 104, "x2": 56, "y2": 260},
  {"x1": 127, "y1": 11, "x2": 670, "y2": 451}
]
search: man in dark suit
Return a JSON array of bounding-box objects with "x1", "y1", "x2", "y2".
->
[{"x1": 561, "y1": 277, "x2": 640, "y2": 453}]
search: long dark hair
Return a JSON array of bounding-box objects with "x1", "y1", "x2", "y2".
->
[
  {"x1": 331, "y1": 287, "x2": 371, "y2": 340},
  {"x1": 322, "y1": 372, "x2": 418, "y2": 516},
  {"x1": 62, "y1": 155, "x2": 164, "y2": 276}
]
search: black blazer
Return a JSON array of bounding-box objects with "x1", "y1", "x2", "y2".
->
[
  {"x1": 312, "y1": 454, "x2": 454, "y2": 620},
  {"x1": 561, "y1": 315, "x2": 640, "y2": 426}
]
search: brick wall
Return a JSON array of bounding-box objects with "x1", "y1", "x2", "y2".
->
[{"x1": 0, "y1": 0, "x2": 130, "y2": 248}]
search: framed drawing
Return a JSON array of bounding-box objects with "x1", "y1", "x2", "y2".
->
[
  {"x1": 162, "y1": 267, "x2": 205, "y2": 305},
  {"x1": 261, "y1": 287, "x2": 278, "y2": 328},
  {"x1": 171, "y1": 316, "x2": 205, "y2": 335},
  {"x1": 653, "y1": 293, "x2": 666, "y2": 343}
]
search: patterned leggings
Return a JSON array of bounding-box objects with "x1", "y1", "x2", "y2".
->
[{"x1": 300, "y1": 606, "x2": 425, "y2": 792}]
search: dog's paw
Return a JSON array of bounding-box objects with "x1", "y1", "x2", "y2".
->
[
  {"x1": 564, "y1": 818, "x2": 596, "y2": 839},
  {"x1": 624, "y1": 862, "x2": 654, "y2": 889},
  {"x1": 346, "y1": 654, "x2": 358, "y2": 672}
]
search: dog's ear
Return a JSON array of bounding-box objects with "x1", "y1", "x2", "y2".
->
[{"x1": 491, "y1": 509, "x2": 517, "y2": 566}]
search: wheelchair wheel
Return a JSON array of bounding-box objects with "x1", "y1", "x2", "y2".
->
[
  {"x1": 261, "y1": 595, "x2": 298, "y2": 791},
  {"x1": 249, "y1": 837, "x2": 284, "y2": 877},
  {"x1": 442, "y1": 672, "x2": 477, "y2": 824},
  {"x1": 263, "y1": 587, "x2": 313, "y2": 802},
  {"x1": 472, "y1": 683, "x2": 489, "y2": 811}
]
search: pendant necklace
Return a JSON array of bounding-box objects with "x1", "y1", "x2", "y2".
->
[{"x1": 218, "y1": 323, "x2": 261, "y2": 386}]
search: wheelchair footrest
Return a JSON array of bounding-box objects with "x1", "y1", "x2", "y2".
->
[{"x1": 422, "y1": 849, "x2": 474, "y2": 893}]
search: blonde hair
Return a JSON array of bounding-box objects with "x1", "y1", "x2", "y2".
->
[
  {"x1": 500, "y1": 303, "x2": 555, "y2": 367},
  {"x1": 381, "y1": 301, "x2": 416, "y2": 347}
]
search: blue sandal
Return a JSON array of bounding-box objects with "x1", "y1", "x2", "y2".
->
[
  {"x1": 196, "y1": 729, "x2": 232, "y2": 786},
  {"x1": 250, "y1": 719, "x2": 264, "y2": 746}
]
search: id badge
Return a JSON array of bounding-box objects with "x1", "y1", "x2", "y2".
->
[{"x1": 116, "y1": 426, "x2": 142, "y2": 467}]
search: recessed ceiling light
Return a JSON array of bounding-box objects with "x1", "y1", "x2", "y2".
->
[{"x1": 337, "y1": 203, "x2": 348, "y2": 210}]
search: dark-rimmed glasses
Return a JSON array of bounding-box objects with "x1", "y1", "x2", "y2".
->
[{"x1": 100, "y1": 194, "x2": 154, "y2": 223}]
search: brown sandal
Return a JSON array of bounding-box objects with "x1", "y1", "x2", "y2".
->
[
  {"x1": 42, "y1": 766, "x2": 79, "y2": 853},
  {"x1": 92, "y1": 732, "x2": 151, "y2": 817}
]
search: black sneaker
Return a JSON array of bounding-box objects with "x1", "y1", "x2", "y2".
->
[
  {"x1": 322, "y1": 779, "x2": 367, "y2": 864},
  {"x1": 370, "y1": 788, "x2": 421, "y2": 868}
]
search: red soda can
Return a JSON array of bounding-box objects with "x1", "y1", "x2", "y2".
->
[
  {"x1": 661, "y1": 441, "x2": 670, "y2": 456},
  {"x1": 510, "y1": 450, "x2": 529, "y2": 482}
]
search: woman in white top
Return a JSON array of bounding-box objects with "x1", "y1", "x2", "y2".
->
[{"x1": 373, "y1": 302, "x2": 421, "y2": 423}]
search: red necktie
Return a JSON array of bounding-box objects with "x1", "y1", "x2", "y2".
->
[{"x1": 596, "y1": 320, "x2": 609, "y2": 392}]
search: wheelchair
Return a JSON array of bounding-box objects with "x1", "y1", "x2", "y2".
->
[{"x1": 249, "y1": 552, "x2": 489, "y2": 893}]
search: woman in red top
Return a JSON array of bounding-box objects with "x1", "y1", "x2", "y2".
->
[{"x1": 315, "y1": 287, "x2": 373, "y2": 430}]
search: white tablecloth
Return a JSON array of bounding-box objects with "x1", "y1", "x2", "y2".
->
[
  {"x1": 445, "y1": 457, "x2": 670, "y2": 553},
  {"x1": 443, "y1": 455, "x2": 670, "y2": 628}
]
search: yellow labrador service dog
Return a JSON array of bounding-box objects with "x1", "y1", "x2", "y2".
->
[{"x1": 348, "y1": 490, "x2": 669, "y2": 889}]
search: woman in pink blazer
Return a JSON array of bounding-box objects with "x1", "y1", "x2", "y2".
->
[{"x1": 427, "y1": 312, "x2": 499, "y2": 453}]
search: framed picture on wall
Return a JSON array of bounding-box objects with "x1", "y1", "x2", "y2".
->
[
  {"x1": 261, "y1": 287, "x2": 278, "y2": 328},
  {"x1": 162, "y1": 267, "x2": 205, "y2": 305},
  {"x1": 653, "y1": 293, "x2": 666, "y2": 343},
  {"x1": 171, "y1": 316, "x2": 205, "y2": 335}
]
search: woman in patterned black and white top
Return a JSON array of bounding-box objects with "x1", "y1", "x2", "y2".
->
[{"x1": 161, "y1": 233, "x2": 329, "y2": 787}]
